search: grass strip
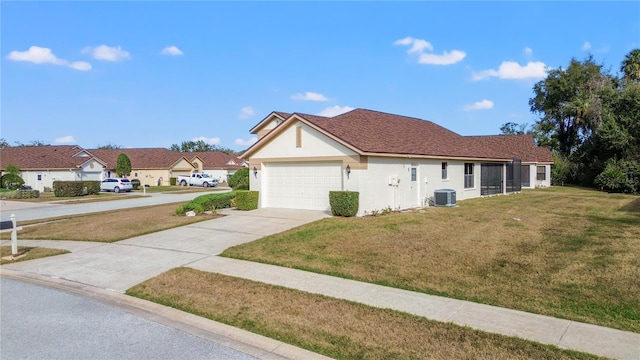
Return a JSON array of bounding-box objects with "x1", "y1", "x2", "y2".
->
[
  {"x1": 128, "y1": 268, "x2": 599, "y2": 360},
  {"x1": 0, "y1": 246, "x2": 69, "y2": 265},
  {"x1": 0, "y1": 203, "x2": 218, "y2": 243}
]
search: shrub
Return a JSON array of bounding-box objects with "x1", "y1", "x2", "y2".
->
[
  {"x1": 329, "y1": 191, "x2": 359, "y2": 217},
  {"x1": 228, "y1": 168, "x2": 249, "y2": 190},
  {"x1": 594, "y1": 159, "x2": 639, "y2": 193},
  {"x1": 1, "y1": 174, "x2": 24, "y2": 190},
  {"x1": 15, "y1": 189, "x2": 40, "y2": 199},
  {"x1": 53, "y1": 181, "x2": 100, "y2": 197},
  {"x1": 169, "y1": 177, "x2": 177, "y2": 186},
  {"x1": 235, "y1": 190, "x2": 259, "y2": 210},
  {"x1": 130, "y1": 179, "x2": 141, "y2": 190},
  {"x1": 176, "y1": 191, "x2": 237, "y2": 215}
]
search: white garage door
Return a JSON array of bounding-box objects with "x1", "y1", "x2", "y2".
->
[{"x1": 265, "y1": 162, "x2": 342, "y2": 211}]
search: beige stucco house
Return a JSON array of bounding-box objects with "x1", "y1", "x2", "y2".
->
[{"x1": 243, "y1": 109, "x2": 553, "y2": 216}]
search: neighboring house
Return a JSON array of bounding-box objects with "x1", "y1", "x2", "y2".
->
[
  {"x1": 0, "y1": 145, "x2": 106, "y2": 192},
  {"x1": 187, "y1": 152, "x2": 247, "y2": 183},
  {"x1": 87, "y1": 148, "x2": 196, "y2": 187},
  {"x1": 242, "y1": 109, "x2": 553, "y2": 216}
]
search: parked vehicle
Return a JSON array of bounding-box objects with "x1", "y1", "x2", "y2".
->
[
  {"x1": 176, "y1": 173, "x2": 219, "y2": 187},
  {"x1": 100, "y1": 178, "x2": 133, "y2": 193}
]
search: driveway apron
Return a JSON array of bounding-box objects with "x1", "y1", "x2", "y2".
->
[{"x1": 1, "y1": 208, "x2": 330, "y2": 293}]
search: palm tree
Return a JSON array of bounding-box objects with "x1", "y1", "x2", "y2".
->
[{"x1": 621, "y1": 49, "x2": 640, "y2": 82}]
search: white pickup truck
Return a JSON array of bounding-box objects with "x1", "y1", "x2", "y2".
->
[{"x1": 176, "y1": 173, "x2": 219, "y2": 187}]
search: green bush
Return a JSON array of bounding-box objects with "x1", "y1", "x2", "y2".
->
[
  {"x1": 228, "y1": 168, "x2": 249, "y2": 190},
  {"x1": 169, "y1": 177, "x2": 177, "y2": 186},
  {"x1": 84, "y1": 181, "x2": 100, "y2": 195},
  {"x1": 130, "y1": 179, "x2": 141, "y2": 190},
  {"x1": 1, "y1": 174, "x2": 25, "y2": 190},
  {"x1": 15, "y1": 189, "x2": 40, "y2": 198},
  {"x1": 176, "y1": 191, "x2": 237, "y2": 215},
  {"x1": 594, "y1": 159, "x2": 639, "y2": 193},
  {"x1": 53, "y1": 181, "x2": 100, "y2": 197},
  {"x1": 329, "y1": 191, "x2": 359, "y2": 217},
  {"x1": 235, "y1": 190, "x2": 259, "y2": 210}
]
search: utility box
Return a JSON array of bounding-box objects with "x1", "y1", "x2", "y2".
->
[{"x1": 434, "y1": 189, "x2": 456, "y2": 206}]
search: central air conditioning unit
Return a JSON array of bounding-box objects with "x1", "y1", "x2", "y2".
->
[{"x1": 434, "y1": 189, "x2": 456, "y2": 206}]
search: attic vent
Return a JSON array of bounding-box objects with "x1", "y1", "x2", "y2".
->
[{"x1": 434, "y1": 189, "x2": 456, "y2": 207}]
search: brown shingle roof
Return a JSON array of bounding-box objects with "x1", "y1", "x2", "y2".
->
[
  {"x1": 465, "y1": 135, "x2": 554, "y2": 163},
  {"x1": 87, "y1": 148, "x2": 191, "y2": 169},
  {"x1": 188, "y1": 152, "x2": 244, "y2": 170},
  {"x1": 245, "y1": 108, "x2": 553, "y2": 163},
  {"x1": 0, "y1": 145, "x2": 95, "y2": 169}
]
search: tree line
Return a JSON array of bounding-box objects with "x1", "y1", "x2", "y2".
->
[
  {"x1": 0, "y1": 139, "x2": 241, "y2": 156},
  {"x1": 503, "y1": 49, "x2": 640, "y2": 193}
]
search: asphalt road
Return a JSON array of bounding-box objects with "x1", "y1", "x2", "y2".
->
[
  {"x1": 0, "y1": 189, "x2": 230, "y2": 222},
  {"x1": 0, "y1": 278, "x2": 257, "y2": 360}
]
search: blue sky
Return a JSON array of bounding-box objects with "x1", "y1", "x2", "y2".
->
[{"x1": 2, "y1": 1, "x2": 638, "y2": 151}]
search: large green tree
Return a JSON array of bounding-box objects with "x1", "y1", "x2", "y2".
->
[
  {"x1": 530, "y1": 50, "x2": 640, "y2": 192},
  {"x1": 621, "y1": 49, "x2": 640, "y2": 82},
  {"x1": 530, "y1": 56, "x2": 615, "y2": 156},
  {"x1": 116, "y1": 153, "x2": 132, "y2": 177}
]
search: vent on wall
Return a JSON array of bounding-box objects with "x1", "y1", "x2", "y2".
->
[{"x1": 434, "y1": 189, "x2": 456, "y2": 206}]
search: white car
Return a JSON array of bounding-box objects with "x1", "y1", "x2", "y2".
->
[{"x1": 100, "y1": 178, "x2": 133, "y2": 193}]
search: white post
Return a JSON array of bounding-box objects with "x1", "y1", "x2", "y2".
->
[
  {"x1": 143, "y1": 186, "x2": 146, "y2": 196},
  {"x1": 10, "y1": 213, "x2": 18, "y2": 256}
]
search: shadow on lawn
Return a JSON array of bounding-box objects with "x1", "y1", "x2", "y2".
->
[{"x1": 620, "y1": 197, "x2": 640, "y2": 214}]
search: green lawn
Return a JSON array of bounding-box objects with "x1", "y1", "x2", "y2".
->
[{"x1": 222, "y1": 187, "x2": 640, "y2": 332}]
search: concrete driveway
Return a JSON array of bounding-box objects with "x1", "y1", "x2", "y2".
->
[{"x1": 1, "y1": 208, "x2": 330, "y2": 293}]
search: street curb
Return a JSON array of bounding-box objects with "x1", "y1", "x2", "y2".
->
[{"x1": 0, "y1": 268, "x2": 333, "y2": 360}]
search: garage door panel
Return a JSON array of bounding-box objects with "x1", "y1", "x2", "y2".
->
[{"x1": 265, "y1": 162, "x2": 342, "y2": 211}]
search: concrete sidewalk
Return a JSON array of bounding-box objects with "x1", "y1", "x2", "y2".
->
[{"x1": 2, "y1": 207, "x2": 639, "y2": 359}]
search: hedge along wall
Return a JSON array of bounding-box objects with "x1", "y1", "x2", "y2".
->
[
  {"x1": 329, "y1": 191, "x2": 359, "y2": 217},
  {"x1": 53, "y1": 181, "x2": 100, "y2": 197},
  {"x1": 235, "y1": 190, "x2": 259, "y2": 210},
  {"x1": 176, "y1": 191, "x2": 237, "y2": 215}
]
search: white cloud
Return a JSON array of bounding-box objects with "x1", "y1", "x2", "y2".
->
[
  {"x1": 82, "y1": 45, "x2": 131, "y2": 61},
  {"x1": 291, "y1": 92, "x2": 329, "y2": 101},
  {"x1": 317, "y1": 105, "x2": 354, "y2": 117},
  {"x1": 238, "y1": 106, "x2": 255, "y2": 119},
  {"x1": 54, "y1": 135, "x2": 75, "y2": 144},
  {"x1": 68, "y1": 61, "x2": 92, "y2": 71},
  {"x1": 161, "y1": 46, "x2": 183, "y2": 56},
  {"x1": 6, "y1": 46, "x2": 91, "y2": 71},
  {"x1": 524, "y1": 47, "x2": 533, "y2": 56},
  {"x1": 418, "y1": 50, "x2": 467, "y2": 65},
  {"x1": 192, "y1": 136, "x2": 220, "y2": 145},
  {"x1": 7, "y1": 46, "x2": 66, "y2": 64},
  {"x1": 472, "y1": 61, "x2": 547, "y2": 81},
  {"x1": 394, "y1": 37, "x2": 465, "y2": 65},
  {"x1": 463, "y1": 99, "x2": 494, "y2": 111},
  {"x1": 235, "y1": 137, "x2": 258, "y2": 147},
  {"x1": 582, "y1": 42, "x2": 591, "y2": 51}
]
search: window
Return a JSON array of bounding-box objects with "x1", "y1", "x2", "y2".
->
[
  {"x1": 296, "y1": 126, "x2": 302, "y2": 148},
  {"x1": 464, "y1": 163, "x2": 474, "y2": 188},
  {"x1": 441, "y1": 162, "x2": 448, "y2": 179},
  {"x1": 134, "y1": 172, "x2": 138, "y2": 177},
  {"x1": 536, "y1": 166, "x2": 546, "y2": 181},
  {"x1": 37, "y1": 174, "x2": 42, "y2": 181},
  {"x1": 411, "y1": 167, "x2": 417, "y2": 182}
]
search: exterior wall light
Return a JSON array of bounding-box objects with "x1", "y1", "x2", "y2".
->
[
  {"x1": 346, "y1": 164, "x2": 351, "y2": 179},
  {"x1": 253, "y1": 166, "x2": 258, "y2": 178}
]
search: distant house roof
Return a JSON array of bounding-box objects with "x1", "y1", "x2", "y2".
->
[
  {"x1": 244, "y1": 108, "x2": 553, "y2": 163},
  {"x1": 0, "y1": 145, "x2": 103, "y2": 170},
  {"x1": 87, "y1": 148, "x2": 194, "y2": 169},
  {"x1": 249, "y1": 111, "x2": 292, "y2": 134},
  {"x1": 187, "y1": 151, "x2": 245, "y2": 170}
]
